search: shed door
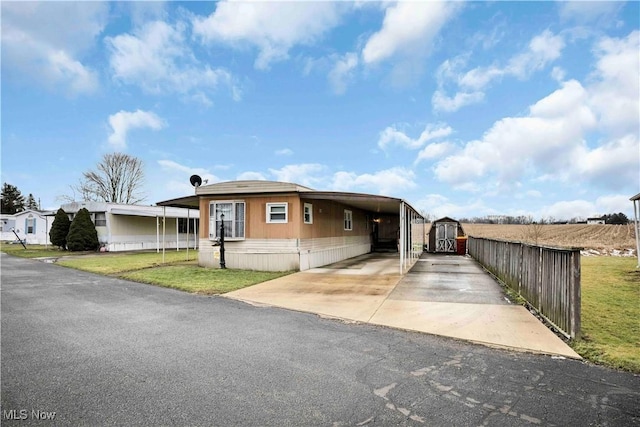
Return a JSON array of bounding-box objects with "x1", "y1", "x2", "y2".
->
[{"x1": 435, "y1": 222, "x2": 457, "y2": 252}]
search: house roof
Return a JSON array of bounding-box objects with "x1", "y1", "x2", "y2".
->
[
  {"x1": 54, "y1": 202, "x2": 198, "y2": 219},
  {"x1": 197, "y1": 180, "x2": 314, "y2": 196},
  {"x1": 157, "y1": 180, "x2": 422, "y2": 216}
]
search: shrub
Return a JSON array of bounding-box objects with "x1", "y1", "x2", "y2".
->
[
  {"x1": 66, "y1": 208, "x2": 99, "y2": 251},
  {"x1": 49, "y1": 208, "x2": 71, "y2": 249}
]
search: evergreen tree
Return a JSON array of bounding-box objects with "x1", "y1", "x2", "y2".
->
[
  {"x1": 1, "y1": 183, "x2": 25, "y2": 214},
  {"x1": 26, "y1": 193, "x2": 39, "y2": 210},
  {"x1": 49, "y1": 208, "x2": 71, "y2": 249},
  {"x1": 66, "y1": 208, "x2": 99, "y2": 251}
]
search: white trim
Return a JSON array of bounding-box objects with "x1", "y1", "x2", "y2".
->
[
  {"x1": 304, "y1": 203, "x2": 313, "y2": 224},
  {"x1": 266, "y1": 202, "x2": 288, "y2": 224},
  {"x1": 344, "y1": 209, "x2": 353, "y2": 231},
  {"x1": 209, "y1": 200, "x2": 246, "y2": 240}
]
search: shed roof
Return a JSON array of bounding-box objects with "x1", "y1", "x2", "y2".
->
[{"x1": 631, "y1": 193, "x2": 640, "y2": 201}]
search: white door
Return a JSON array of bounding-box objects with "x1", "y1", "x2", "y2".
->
[{"x1": 435, "y1": 222, "x2": 457, "y2": 252}]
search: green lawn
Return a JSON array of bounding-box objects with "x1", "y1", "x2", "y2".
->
[
  {"x1": 57, "y1": 250, "x2": 198, "y2": 274},
  {"x1": 121, "y1": 266, "x2": 289, "y2": 294},
  {"x1": 572, "y1": 257, "x2": 639, "y2": 373},
  {"x1": 2, "y1": 245, "x2": 290, "y2": 295},
  {"x1": 0, "y1": 243, "x2": 76, "y2": 258}
]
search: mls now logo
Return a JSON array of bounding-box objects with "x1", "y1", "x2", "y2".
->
[
  {"x1": 3, "y1": 410, "x2": 28, "y2": 420},
  {"x1": 2, "y1": 409, "x2": 56, "y2": 420}
]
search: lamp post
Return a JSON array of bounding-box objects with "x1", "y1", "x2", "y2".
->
[{"x1": 219, "y1": 213, "x2": 226, "y2": 269}]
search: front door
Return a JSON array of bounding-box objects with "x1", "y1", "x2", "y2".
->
[{"x1": 435, "y1": 222, "x2": 457, "y2": 252}]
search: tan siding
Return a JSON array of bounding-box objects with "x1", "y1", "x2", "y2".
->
[
  {"x1": 300, "y1": 198, "x2": 370, "y2": 239},
  {"x1": 201, "y1": 195, "x2": 301, "y2": 240}
]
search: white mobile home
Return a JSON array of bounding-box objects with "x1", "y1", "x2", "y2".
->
[
  {"x1": 1, "y1": 210, "x2": 53, "y2": 245},
  {"x1": 58, "y1": 202, "x2": 199, "y2": 252}
]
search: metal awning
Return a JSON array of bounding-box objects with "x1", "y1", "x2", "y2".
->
[{"x1": 156, "y1": 195, "x2": 199, "y2": 209}]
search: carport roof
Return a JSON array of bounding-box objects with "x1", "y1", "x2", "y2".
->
[{"x1": 156, "y1": 181, "x2": 422, "y2": 216}]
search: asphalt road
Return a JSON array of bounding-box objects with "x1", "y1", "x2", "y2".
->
[{"x1": 1, "y1": 253, "x2": 639, "y2": 426}]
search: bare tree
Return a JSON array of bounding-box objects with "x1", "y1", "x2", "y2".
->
[{"x1": 69, "y1": 153, "x2": 146, "y2": 204}]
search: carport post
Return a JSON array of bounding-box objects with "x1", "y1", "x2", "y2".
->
[{"x1": 399, "y1": 202, "x2": 405, "y2": 274}]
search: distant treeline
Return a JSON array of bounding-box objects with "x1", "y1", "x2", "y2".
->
[{"x1": 456, "y1": 212, "x2": 630, "y2": 225}]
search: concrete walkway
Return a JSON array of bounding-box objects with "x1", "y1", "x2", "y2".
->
[{"x1": 225, "y1": 253, "x2": 580, "y2": 359}]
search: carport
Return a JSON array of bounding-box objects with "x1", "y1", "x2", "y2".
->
[{"x1": 302, "y1": 192, "x2": 426, "y2": 274}]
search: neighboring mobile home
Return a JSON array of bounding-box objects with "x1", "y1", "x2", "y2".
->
[
  {"x1": 157, "y1": 180, "x2": 425, "y2": 272},
  {"x1": 1, "y1": 210, "x2": 53, "y2": 245},
  {"x1": 57, "y1": 202, "x2": 199, "y2": 252}
]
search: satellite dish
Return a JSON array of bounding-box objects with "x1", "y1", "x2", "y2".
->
[{"x1": 190, "y1": 175, "x2": 203, "y2": 188}]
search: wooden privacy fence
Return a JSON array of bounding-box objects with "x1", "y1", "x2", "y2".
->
[{"x1": 468, "y1": 237, "x2": 581, "y2": 339}]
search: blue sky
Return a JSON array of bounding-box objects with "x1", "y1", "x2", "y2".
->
[{"x1": 2, "y1": 1, "x2": 638, "y2": 220}]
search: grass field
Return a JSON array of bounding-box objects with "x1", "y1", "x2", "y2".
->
[
  {"x1": 575, "y1": 257, "x2": 639, "y2": 372},
  {"x1": 463, "y1": 223, "x2": 636, "y2": 251}
]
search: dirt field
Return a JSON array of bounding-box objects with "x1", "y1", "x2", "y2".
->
[{"x1": 459, "y1": 223, "x2": 636, "y2": 253}]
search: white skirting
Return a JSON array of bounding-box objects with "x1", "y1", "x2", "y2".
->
[{"x1": 197, "y1": 235, "x2": 371, "y2": 271}]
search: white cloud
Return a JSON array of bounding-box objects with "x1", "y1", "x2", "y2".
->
[
  {"x1": 378, "y1": 123, "x2": 453, "y2": 150},
  {"x1": 362, "y1": 1, "x2": 456, "y2": 65},
  {"x1": 275, "y1": 148, "x2": 293, "y2": 156},
  {"x1": 268, "y1": 164, "x2": 326, "y2": 188},
  {"x1": 361, "y1": 1, "x2": 459, "y2": 87},
  {"x1": 594, "y1": 194, "x2": 637, "y2": 214},
  {"x1": 539, "y1": 200, "x2": 596, "y2": 220},
  {"x1": 108, "y1": 110, "x2": 166, "y2": 150},
  {"x1": 558, "y1": 1, "x2": 624, "y2": 24},
  {"x1": 433, "y1": 79, "x2": 598, "y2": 189},
  {"x1": 328, "y1": 52, "x2": 359, "y2": 95},
  {"x1": 415, "y1": 194, "x2": 488, "y2": 219},
  {"x1": 331, "y1": 167, "x2": 417, "y2": 196},
  {"x1": 588, "y1": 31, "x2": 639, "y2": 136},
  {"x1": 432, "y1": 90, "x2": 484, "y2": 113},
  {"x1": 575, "y1": 135, "x2": 639, "y2": 188},
  {"x1": 431, "y1": 30, "x2": 639, "y2": 197},
  {"x1": 106, "y1": 20, "x2": 238, "y2": 103},
  {"x1": 192, "y1": 2, "x2": 344, "y2": 70},
  {"x1": 1, "y1": 2, "x2": 106, "y2": 94},
  {"x1": 433, "y1": 30, "x2": 566, "y2": 112},
  {"x1": 415, "y1": 142, "x2": 456, "y2": 164}
]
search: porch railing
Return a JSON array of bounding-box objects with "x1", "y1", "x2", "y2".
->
[{"x1": 468, "y1": 236, "x2": 581, "y2": 339}]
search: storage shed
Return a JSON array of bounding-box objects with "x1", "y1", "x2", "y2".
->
[{"x1": 427, "y1": 217, "x2": 466, "y2": 254}]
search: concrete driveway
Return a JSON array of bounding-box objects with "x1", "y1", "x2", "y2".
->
[{"x1": 225, "y1": 253, "x2": 580, "y2": 358}]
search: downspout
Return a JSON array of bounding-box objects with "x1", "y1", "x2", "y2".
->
[
  {"x1": 156, "y1": 216, "x2": 160, "y2": 253},
  {"x1": 176, "y1": 217, "x2": 179, "y2": 251}
]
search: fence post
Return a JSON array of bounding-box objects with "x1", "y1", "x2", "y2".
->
[{"x1": 570, "y1": 250, "x2": 581, "y2": 338}]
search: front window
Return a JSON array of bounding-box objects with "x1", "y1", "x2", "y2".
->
[
  {"x1": 266, "y1": 203, "x2": 288, "y2": 223},
  {"x1": 304, "y1": 203, "x2": 313, "y2": 224},
  {"x1": 26, "y1": 217, "x2": 35, "y2": 234},
  {"x1": 210, "y1": 201, "x2": 245, "y2": 239},
  {"x1": 344, "y1": 210, "x2": 353, "y2": 231},
  {"x1": 95, "y1": 212, "x2": 107, "y2": 227}
]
